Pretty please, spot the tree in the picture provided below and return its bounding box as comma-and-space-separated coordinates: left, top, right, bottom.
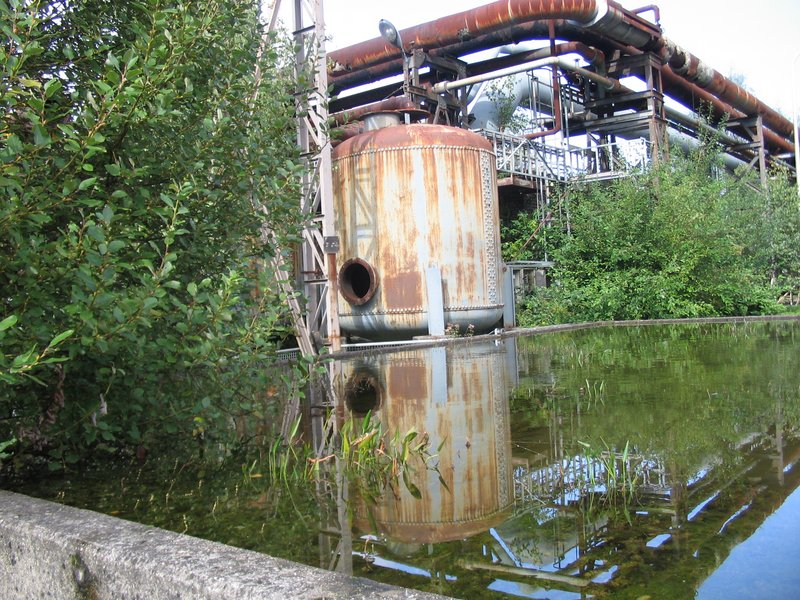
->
1, 0, 305, 469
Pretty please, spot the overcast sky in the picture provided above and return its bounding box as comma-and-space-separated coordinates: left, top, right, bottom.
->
278, 0, 799, 116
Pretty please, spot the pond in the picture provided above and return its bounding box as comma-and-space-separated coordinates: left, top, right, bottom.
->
7, 320, 800, 599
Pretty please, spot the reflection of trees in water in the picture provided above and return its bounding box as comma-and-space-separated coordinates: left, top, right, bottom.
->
512, 321, 800, 474
320, 322, 800, 598
494, 321, 800, 598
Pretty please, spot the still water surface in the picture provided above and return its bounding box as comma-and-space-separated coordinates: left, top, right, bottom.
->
11, 321, 800, 599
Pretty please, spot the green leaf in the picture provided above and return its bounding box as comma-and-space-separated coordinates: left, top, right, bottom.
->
46, 329, 74, 349
78, 177, 98, 191
33, 124, 51, 146
87, 225, 104, 242
105, 163, 120, 176
0, 315, 18, 332
44, 78, 62, 98
403, 470, 422, 499
11, 346, 37, 369
105, 52, 120, 69
187, 282, 197, 297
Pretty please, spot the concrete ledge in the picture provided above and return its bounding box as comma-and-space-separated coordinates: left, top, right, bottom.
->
0, 490, 445, 599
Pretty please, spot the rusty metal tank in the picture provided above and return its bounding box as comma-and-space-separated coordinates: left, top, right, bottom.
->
332, 121, 504, 340
341, 340, 515, 543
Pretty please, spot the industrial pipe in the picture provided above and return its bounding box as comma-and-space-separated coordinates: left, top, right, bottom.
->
327, 0, 794, 158
331, 96, 419, 126
659, 37, 793, 140
328, 0, 659, 77
630, 4, 660, 25
432, 57, 624, 95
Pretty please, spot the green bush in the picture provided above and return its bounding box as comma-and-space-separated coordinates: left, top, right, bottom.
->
515, 148, 784, 326
1, 0, 306, 470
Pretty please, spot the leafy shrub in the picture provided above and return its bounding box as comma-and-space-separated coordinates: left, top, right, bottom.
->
1, 0, 307, 469
515, 148, 784, 326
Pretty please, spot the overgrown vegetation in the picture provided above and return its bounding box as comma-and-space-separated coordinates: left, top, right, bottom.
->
1, 0, 308, 471
251, 410, 444, 506
512, 144, 798, 326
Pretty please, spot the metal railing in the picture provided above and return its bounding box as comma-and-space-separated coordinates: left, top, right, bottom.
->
477, 129, 653, 184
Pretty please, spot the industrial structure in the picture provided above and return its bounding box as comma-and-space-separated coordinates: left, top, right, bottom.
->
276, 0, 798, 349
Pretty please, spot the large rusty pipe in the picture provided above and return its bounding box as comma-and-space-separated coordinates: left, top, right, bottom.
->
659, 38, 793, 140
570, 31, 794, 156
665, 68, 795, 156
329, 42, 605, 114
329, 25, 602, 93
612, 39, 796, 156
327, 1, 794, 156
328, 0, 658, 77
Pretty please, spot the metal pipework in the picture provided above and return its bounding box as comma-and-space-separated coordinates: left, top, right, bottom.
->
659, 37, 793, 140
327, 1, 794, 158
432, 57, 625, 95
630, 4, 660, 25
331, 96, 419, 126
608, 39, 795, 156
328, 0, 658, 77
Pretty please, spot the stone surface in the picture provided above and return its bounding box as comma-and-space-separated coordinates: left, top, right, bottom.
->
0, 490, 447, 599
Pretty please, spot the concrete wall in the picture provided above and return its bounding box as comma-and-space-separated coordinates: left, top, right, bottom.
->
0, 490, 445, 600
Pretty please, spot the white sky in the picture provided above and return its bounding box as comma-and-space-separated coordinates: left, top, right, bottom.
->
277, 0, 800, 115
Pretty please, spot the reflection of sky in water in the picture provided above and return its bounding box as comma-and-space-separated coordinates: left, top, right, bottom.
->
688, 492, 720, 521
646, 533, 672, 548
352, 552, 458, 581
488, 579, 585, 599
697, 486, 800, 599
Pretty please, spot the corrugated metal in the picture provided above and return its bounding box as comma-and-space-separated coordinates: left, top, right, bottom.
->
332, 124, 504, 340
343, 341, 514, 543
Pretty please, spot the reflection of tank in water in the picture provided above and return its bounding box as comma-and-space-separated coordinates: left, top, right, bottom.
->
340, 339, 516, 544
332, 120, 505, 340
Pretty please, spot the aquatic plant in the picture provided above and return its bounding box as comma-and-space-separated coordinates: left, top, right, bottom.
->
241, 409, 444, 507
577, 439, 641, 508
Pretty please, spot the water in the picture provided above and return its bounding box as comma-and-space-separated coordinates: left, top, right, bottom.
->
7, 320, 800, 599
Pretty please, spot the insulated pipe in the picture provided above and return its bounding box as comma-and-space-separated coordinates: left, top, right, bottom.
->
432, 57, 625, 95
331, 96, 419, 126
328, 2, 793, 157
659, 37, 793, 140
328, 0, 658, 77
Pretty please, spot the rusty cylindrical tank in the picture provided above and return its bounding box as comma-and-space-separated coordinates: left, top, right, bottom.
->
341, 341, 514, 544
332, 123, 504, 340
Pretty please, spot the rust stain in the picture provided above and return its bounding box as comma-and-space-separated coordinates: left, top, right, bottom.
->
387, 363, 428, 402
381, 271, 423, 311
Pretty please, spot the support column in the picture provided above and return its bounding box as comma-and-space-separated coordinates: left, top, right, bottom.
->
293, 0, 341, 352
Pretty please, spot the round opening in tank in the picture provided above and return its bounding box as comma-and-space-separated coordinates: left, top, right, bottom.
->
344, 370, 383, 414
339, 258, 378, 305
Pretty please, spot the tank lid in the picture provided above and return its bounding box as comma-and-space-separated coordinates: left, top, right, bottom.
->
362, 111, 402, 131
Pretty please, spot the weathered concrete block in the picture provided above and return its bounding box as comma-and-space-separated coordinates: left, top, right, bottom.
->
0, 490, 446, 599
